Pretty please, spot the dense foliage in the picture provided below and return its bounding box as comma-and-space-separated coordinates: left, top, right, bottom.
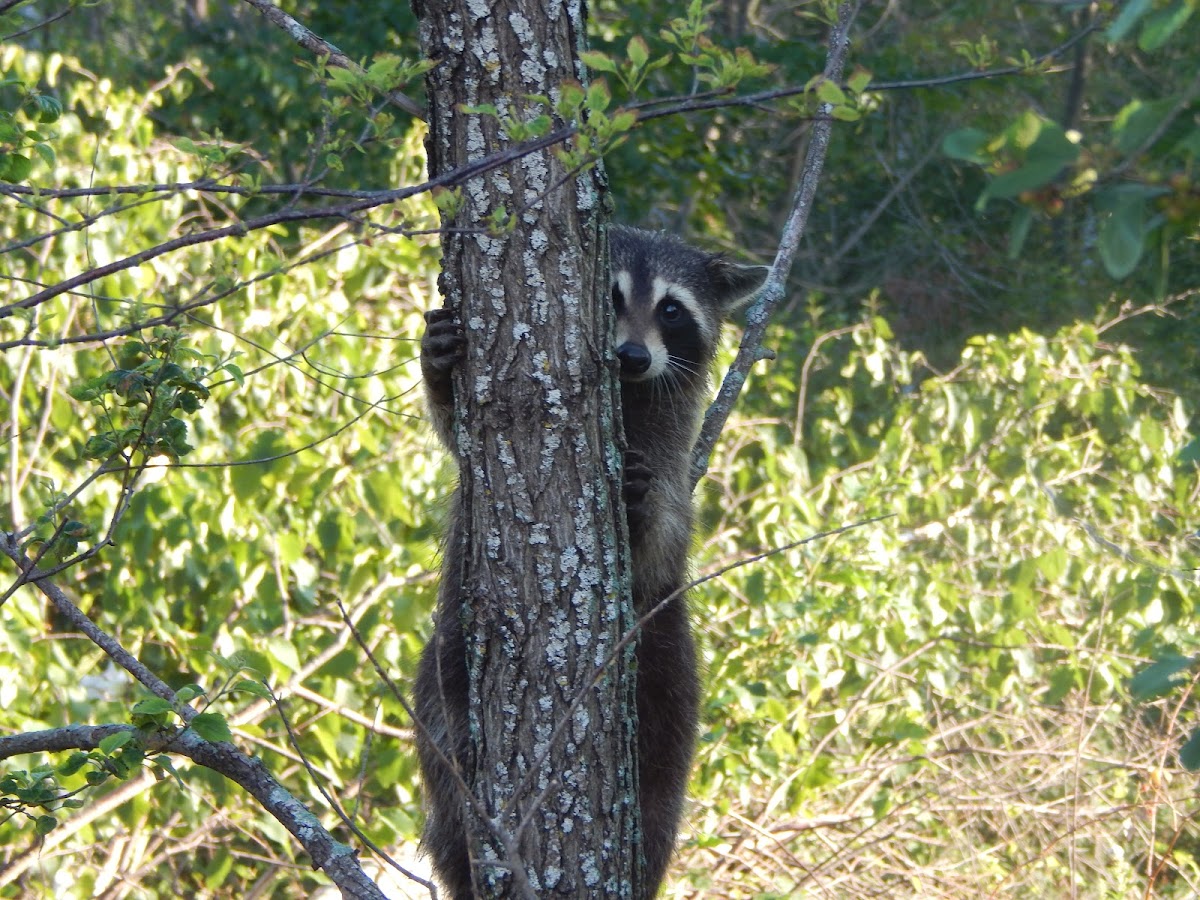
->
1, 1, 1198, 898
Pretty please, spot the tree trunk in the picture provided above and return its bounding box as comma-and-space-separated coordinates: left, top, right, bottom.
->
412, 1, 640, 896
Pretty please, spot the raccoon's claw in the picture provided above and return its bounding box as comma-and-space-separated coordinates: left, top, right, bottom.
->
624, 450, 654, 532
421, 308, 466, 379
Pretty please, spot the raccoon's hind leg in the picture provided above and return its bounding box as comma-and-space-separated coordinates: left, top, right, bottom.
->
414, 612, 475, 900
622, 449, 700, 896
635, 588, 700, 898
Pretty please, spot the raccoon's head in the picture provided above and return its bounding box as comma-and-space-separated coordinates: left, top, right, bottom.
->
609, 226, 769, 387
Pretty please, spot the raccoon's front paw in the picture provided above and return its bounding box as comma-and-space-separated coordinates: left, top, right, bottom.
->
421, 308, 466, 389
624, 450, 654, 535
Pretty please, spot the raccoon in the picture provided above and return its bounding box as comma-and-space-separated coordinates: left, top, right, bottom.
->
413, 225, 769, 899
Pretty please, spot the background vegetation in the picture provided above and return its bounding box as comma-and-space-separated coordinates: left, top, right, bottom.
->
2, 0, 1198, 897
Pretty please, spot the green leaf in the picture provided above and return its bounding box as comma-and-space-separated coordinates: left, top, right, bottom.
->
556, 82, 586, 116
847, 67, 872, 94
266, 636, 302, 675
609, 110, 637, 132
1096, 188, 1149, 279
175, 684, 205, 703
816, 80, 847, 106
1112, 99, 1173, 155
1030, 129, 1083, 170
34, 95, 63, 123
2, 153, 34, 182
984, 123, 1080, 202
231, 679, 273, 699
1036, 547, 1068, 582
1179, 435, 1200, 463
1041, 666, 1079, 705
585, 80, 611, 113
98, 731, 134, 754
1139, 1, 1194, 51
458, 103, 498, 117
627, 36, 649, 68
769, 728, 797, 756
221, 362, 245, 387
190, 712, 233, 743
524, 114, 552, 137
204, 852, 235, 891
152, 755, 186, 788
1107, 0, 1152, 42
35, 815, 57, 836
231, 429, 286, 501
1008, 207, 1033, 259
1005, 109, 1045, 151
985, 162, 1059, 202
579, 51, 618, 74
57, 752, 89, 777
1175, 126, 1200, 156
317, 511, 343, 554
942, 128, 990, 164
131, 697, 175, 716
1180, 728, 1200, 771
1130, 654, 1193, 702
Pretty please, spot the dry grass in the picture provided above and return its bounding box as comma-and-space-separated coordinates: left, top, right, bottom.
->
673, 692, 1200, 899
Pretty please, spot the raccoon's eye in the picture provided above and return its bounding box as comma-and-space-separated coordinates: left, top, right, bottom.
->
612, 284, 625, 312
659, 300, 683, 325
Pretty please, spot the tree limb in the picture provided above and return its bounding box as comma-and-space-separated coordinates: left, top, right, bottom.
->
690, 1, 857, 487
0, 725, 390, 900
238, 0, 425, 120
0, 534, 194, 711
0, 549, 394, 900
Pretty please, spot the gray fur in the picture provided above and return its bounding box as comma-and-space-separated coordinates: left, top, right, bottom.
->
414, 225, 768, 899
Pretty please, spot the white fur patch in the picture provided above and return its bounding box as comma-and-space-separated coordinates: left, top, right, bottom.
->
614, 270, 633, 303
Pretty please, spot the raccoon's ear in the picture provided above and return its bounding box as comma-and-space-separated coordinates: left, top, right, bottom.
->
708, 257, 771, 315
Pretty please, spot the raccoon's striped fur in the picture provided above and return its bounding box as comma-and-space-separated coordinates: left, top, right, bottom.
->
414, 225, 769, 899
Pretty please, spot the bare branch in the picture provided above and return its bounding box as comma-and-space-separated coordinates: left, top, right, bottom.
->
0, 550, 397, 899
1, 5, 71, 42
0, 724, 390, 900
0, 534, 194, 712
238, 0, 425, 121
690, 1, 857, 487
0, 180, 393, 201
0, 125, 573, 322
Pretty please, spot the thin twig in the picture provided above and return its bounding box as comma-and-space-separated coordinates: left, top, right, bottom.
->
268, 687, 437, 895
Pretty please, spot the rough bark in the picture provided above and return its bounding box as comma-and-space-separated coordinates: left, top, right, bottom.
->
412, 0, 639, 896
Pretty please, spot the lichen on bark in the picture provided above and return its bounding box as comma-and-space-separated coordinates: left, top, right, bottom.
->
412, 0, 640, 894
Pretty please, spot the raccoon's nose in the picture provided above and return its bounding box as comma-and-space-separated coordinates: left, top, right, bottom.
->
617, 343, 652, 376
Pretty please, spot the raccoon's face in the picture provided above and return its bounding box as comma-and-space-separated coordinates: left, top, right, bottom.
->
609, 226, 769, 386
